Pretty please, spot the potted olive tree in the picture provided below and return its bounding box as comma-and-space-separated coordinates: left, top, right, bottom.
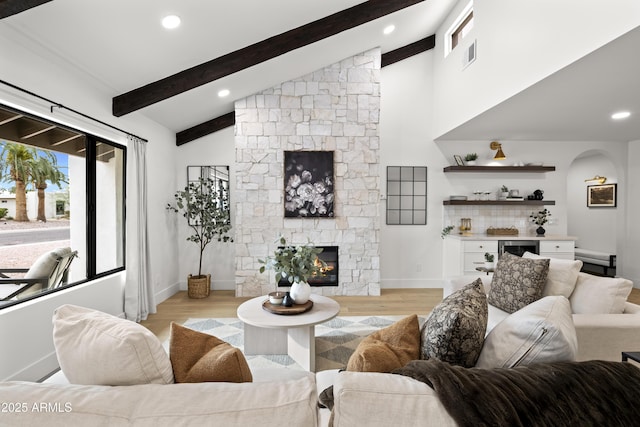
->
167, 177, 233, 298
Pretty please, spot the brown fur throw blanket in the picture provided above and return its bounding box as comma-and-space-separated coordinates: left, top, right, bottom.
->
392, 359, 640, 427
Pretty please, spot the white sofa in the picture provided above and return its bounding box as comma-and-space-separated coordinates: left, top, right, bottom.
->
445, 271, 640, 362
1, 368, 324, 427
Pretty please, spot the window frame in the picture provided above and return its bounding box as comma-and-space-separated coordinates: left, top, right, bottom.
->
0, 103, 126, 308
444, 1, 474, 57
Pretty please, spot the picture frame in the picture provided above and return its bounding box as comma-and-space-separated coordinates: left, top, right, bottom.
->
587, 183, 617, 207
284, 151, 334, 218
453, 155, 464, 166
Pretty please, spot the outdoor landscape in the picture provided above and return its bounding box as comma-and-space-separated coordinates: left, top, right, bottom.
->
0, 141, 70, 271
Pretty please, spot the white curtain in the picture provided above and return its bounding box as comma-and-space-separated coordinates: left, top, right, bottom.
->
124, 135, 155, 321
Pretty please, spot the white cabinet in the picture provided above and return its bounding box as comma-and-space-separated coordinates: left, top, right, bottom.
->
443, 238, 576, 276
539, 241, 575, 260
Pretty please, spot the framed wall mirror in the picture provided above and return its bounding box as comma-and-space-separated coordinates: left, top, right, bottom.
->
187, 165, 231, 217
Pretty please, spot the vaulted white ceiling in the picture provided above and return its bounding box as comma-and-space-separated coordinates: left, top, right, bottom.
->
2, 0, 639, 144
2, 0, 456, 135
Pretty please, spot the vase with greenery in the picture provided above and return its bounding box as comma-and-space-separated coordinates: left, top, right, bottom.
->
530, 208, 551, 236
167, 177, 233, 298
259, 237, 326, 304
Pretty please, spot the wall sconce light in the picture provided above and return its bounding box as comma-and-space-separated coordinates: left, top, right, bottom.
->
584, 175, 607, 184
490, 141, 506, 160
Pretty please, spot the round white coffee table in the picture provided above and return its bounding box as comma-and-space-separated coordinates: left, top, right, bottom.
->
237, 294, 340, 372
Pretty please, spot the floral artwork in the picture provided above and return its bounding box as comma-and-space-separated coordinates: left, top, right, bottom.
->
284, 151, 334, 217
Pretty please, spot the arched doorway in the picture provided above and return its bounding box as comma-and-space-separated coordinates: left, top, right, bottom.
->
567, 150, 618, 275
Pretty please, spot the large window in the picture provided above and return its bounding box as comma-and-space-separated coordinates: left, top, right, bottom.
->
0, 104, 126, 308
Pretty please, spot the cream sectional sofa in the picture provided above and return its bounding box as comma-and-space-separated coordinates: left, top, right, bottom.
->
0, 368, 453, 427
446, 270, 640, 362
1, 369, 323, 427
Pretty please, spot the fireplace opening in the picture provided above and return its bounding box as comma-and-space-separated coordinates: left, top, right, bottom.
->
278, 245, 338, 287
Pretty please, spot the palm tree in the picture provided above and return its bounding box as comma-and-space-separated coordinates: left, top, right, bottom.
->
29, 151, 67, 222
0, 142, 34, 221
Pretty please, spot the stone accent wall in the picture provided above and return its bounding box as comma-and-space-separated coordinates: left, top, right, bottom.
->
234, 48, 381, 297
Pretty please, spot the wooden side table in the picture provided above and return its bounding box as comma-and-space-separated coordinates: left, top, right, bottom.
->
475, 267, 494, 275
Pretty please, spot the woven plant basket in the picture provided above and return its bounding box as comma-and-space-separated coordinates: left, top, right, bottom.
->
187, 274, 211, 299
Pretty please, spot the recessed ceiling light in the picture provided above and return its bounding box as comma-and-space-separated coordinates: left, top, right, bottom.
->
611, 111, 631, 120
383, 25, 395, 35
218, 89, 230, 98
162, 15, 181, 29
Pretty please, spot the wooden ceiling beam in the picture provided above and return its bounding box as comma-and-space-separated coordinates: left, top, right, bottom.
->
176, 112, 235, 146
0, 0, 53, 19
113, 0, 425, 117
174, 32, 436, 145
381, 34, 436, 67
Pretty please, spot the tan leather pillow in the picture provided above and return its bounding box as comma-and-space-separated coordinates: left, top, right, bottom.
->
346, 314, 420, 372
169, 323, 253, 383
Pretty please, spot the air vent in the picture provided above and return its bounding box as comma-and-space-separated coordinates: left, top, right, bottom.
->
462, 39, 477, 69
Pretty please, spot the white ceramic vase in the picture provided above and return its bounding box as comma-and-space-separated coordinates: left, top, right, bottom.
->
290, 281, 311, 304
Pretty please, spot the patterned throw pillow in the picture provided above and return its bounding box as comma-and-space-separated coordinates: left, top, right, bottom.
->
488, 252, 550, 313
420, 278, 488, 368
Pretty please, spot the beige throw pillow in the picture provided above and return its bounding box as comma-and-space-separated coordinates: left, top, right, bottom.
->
52, 304, 174, 385
169, 323, 253, 383
476, 296, 577, 368
569, 272, 633, 314
522, 251, 582, 298
346, 314, 420, 373
488, 252, 549, 313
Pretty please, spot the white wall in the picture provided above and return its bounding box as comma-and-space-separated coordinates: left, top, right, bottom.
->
172, 128, 237, 291
0, 23, 179, 380
567, 152, 618, 253
624, 140, 640, 287
432, 0, 640, 138
379, 52, 450, 288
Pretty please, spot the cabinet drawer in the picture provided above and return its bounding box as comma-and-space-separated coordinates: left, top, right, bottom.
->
539, 241, 574, 253
463, 241, 498, 253
539, 252, 575, 260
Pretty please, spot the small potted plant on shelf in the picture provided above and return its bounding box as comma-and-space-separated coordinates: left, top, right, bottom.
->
530, 208, 551, 236
499, 185, 509, 200
484, 252, 495, 269
259, 237, 326, 304
464, 153, 478, 165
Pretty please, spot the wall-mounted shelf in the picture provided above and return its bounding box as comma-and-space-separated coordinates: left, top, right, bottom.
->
443, 200, 555, 206
443, 166, 555, 173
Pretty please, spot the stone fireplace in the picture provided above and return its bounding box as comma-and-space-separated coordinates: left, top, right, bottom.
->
234, 48, 381, 297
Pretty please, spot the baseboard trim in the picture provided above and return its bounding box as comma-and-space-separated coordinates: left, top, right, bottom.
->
381, 278, 446, 289
155, 282, 181, 304
4, 350, 58, 383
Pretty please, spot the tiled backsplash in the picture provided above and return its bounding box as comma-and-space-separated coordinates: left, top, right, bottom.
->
443, 206, 542, 235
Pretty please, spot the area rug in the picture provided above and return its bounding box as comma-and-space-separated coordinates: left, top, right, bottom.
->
166, 315, 426, 372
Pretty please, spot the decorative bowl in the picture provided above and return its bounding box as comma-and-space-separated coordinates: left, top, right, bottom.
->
268, 291, 286, 305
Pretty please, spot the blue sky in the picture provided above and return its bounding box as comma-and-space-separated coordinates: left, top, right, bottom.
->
46, 151, 68, 192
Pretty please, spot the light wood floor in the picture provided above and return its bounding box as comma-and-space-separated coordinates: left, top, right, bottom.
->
141, 288, 442, 342
141, 288, 640, 342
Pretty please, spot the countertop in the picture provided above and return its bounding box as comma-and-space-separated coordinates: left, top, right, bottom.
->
446, 234, 577, 241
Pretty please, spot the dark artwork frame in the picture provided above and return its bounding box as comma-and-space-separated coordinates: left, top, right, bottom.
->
587, 183, 617, 207
284, 151, 334, 218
